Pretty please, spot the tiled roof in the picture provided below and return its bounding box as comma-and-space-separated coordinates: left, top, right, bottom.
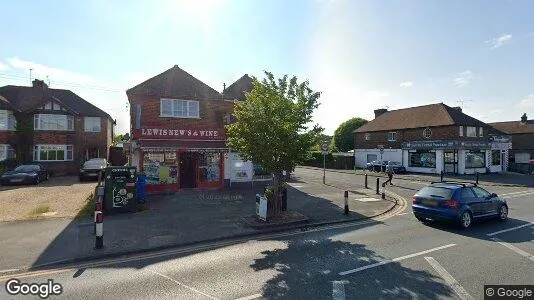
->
126, 65, 223, 100
223, 74, 253, 101
354, 103, 489, 133
0, 85, 112, 118
488, 120, 534, 134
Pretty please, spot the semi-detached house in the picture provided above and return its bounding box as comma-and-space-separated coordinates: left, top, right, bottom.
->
0, 79, 114, 175
354, 103, 511, 175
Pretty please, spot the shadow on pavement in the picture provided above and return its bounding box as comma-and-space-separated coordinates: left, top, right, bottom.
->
250, 237, 454, 299
0, 176, 93, 191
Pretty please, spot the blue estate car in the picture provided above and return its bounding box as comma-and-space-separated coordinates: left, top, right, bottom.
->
412, 182, 509, 229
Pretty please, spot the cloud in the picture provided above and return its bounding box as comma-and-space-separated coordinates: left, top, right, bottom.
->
516, 94, 534, 108
453, 70, 476, 87
399, 81, 412, 88
0, 61, 10, 71
367, 90, 390, 97
7, 57, 97, 85
485, 34, 512, 49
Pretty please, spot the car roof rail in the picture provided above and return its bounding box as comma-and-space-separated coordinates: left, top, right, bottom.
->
430, 181, 477, 187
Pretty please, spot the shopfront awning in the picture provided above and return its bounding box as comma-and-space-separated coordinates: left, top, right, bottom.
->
139, 139, 228, 152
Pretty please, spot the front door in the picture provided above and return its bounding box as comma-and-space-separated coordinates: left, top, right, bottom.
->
197, 152, 222, 188
443, 151, 458, 174
501, 152, 506, 172
179, 152, 197, 188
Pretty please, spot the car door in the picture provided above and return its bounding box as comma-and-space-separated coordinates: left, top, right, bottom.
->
461, 188, 482, 216
471, 187, 495, 216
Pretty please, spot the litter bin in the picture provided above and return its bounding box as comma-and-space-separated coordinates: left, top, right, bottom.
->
281, 186, 288, 211
137, 173, 147, 204
103, 166, 138, 214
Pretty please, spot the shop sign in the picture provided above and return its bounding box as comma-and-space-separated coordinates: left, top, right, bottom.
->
402, 140, 456, 149
133, 127, 225, 140
458, 141, 491, 149
488, 135, 511, 143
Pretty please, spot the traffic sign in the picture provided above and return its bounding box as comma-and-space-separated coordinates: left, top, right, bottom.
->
321, 142, 329, 152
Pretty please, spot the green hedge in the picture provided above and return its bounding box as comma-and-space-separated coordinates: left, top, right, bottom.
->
301, 152, 355, 170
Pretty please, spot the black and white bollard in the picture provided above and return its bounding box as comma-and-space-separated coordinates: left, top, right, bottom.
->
94, 201, 102, 234
376, 178, 380, 195
440, 171, 444, 182
95, 212, 104, 249
365, 174, 368, 189
344, 190, 349, 215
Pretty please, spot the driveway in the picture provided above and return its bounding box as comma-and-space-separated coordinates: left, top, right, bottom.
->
0, 176, 97, 222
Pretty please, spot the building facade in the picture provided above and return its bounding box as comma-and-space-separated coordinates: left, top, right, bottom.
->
127, 65, 253, 192
354, 103, 511, 174
0, 80, 114, 175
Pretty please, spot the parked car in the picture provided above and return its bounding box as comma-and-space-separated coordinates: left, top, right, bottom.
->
366, 161, 406, 173
412, 182, 508, 229
0, 164, 49, 185
79, 158, 108, 182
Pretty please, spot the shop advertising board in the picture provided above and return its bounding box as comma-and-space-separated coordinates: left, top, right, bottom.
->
132, 127, 225, 140
228, 153, 254, 185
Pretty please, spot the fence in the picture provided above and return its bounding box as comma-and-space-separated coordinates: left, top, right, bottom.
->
301, 152, 355, 170
508, 163, 533, 175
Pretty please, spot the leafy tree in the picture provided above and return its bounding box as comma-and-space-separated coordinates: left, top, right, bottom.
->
226, 71, 323, 216
311, 133, 333, 152
331, 117, 368, 152
12, 116, 34, 163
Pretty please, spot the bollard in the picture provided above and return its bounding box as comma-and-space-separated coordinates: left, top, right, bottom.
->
344, 191, 349, 215
365, 174, 368, 189
381, 184, 386, 199
95, 212, 104, 249
440, 171, 444, 182
476, 172, 479, 185
94, 201, 102, 234
376, 178, 380, 195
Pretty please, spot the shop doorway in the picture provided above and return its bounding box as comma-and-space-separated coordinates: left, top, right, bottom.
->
443, 150, 458, 174
180, 152, 198, 188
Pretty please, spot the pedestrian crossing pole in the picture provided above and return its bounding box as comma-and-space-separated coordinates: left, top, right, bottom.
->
321, 141, 329, 185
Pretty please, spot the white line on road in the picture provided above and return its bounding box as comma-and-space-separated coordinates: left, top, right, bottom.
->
424, 257, 473, 300
491, 238, 534, 261
505, 192, 534, 199
500, 190, 534, 197
487, 222, 534, 236
148, 269, 218, 300
332, 281, 347, 300
234, 293, 263, 300
396, 212, 408, 216
339, 244, 456, 275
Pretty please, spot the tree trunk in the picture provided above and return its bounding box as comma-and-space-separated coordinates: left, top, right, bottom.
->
272, 171, 283, 217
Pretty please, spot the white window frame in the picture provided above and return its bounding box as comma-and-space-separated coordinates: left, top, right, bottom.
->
84, 117, 101, 132
466, 126, 477, 137
459, 126, 464, 137
423, 128, 432, 139
0, 110, 17, 131
388, 132, 397, 142
479, 127, 483, 137
34, 114, 74, 131
0, 144, 15, 161
160, 98, 200, 119
364, 133, 371, 141
33, 144, 73, 162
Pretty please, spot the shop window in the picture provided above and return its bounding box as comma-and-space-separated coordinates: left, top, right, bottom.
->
409, 150, 436, 168
491, 150, 501, 165
199, 153, 220, 183
143, 152, 178, 185
387, 132, 397, 142
367, 154, 377, 163
466, 126, 477, 137
465, 151, 485, 168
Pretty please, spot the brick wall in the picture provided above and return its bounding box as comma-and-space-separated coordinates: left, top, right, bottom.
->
0, 131, 17, 144
355, 125, 493, 149
128, 95, 236, 137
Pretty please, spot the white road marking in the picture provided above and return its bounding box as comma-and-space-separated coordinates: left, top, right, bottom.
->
396, 212, 408, 216
505, 192, 534, 199
500, 190, 534, 197
332, 281, 347, 300
148, 269, 218, 299
424, 257, 473, 300
0, 268, 21, 274
491, 238, 534, 261
487, 222, 534, 236
234, 293, 263, 300
339, 244, 456, 275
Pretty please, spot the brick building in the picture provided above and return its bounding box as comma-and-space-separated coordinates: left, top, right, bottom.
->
0, 79, 114, 175
489, 113, 534, 173
353, 103, 511, 174
127, 65, 252, 192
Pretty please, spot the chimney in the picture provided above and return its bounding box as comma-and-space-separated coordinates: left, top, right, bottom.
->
521, 113, 528, 124
374, 108, 388, 119
32, 79, 48, 89
452, 106, 462, 113
223, 83, 226, 91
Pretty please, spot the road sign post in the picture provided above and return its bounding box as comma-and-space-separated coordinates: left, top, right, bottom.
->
321, 142, 329, 184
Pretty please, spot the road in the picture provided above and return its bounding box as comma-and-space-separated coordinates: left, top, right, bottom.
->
1, 168, 533, 299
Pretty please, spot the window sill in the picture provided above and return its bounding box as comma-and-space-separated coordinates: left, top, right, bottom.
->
84, 131, 102, 133
160, 115, 201, 119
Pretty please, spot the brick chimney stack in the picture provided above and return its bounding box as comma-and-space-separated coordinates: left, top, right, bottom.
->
32, 79, 48, 89
521, 113, 528, 124
374, 108, 388, 119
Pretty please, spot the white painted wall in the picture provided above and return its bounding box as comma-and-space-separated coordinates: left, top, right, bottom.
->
131, 149, 141, 172
355, 149, 402, 168
458, 150, 466, 174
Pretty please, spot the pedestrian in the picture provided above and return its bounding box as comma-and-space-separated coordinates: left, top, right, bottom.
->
383, 161, 394, 186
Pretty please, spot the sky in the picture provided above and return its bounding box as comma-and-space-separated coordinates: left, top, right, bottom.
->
1, 0, 534, 135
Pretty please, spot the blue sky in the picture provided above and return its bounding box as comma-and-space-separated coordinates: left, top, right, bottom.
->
1, 0, 533, 135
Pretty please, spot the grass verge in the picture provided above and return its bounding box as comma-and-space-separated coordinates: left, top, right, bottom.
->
29, 205, 51, 216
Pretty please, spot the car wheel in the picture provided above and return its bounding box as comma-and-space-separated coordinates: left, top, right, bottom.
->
459, 211, 472, 229
46, 173, 49, 181
34, 177, 40, 185
415, 215, 428, 223
498, 205, 508, 221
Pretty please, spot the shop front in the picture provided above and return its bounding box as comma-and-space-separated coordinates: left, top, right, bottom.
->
132, 127, 227, 193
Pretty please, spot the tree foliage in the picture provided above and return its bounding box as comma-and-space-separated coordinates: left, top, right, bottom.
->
331, 117, 368, 152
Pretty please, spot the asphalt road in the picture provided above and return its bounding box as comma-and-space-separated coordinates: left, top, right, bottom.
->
1, 168, 533, 299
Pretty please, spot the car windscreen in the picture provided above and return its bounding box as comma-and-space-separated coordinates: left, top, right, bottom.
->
415, 186, 454, 199
14, 165, 39, 172
83, 161, 105, 168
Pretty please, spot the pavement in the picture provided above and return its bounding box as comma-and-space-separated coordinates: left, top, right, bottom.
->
0, 167, 532, 299
0, 171, 395, 273
299, 165, 534, 187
